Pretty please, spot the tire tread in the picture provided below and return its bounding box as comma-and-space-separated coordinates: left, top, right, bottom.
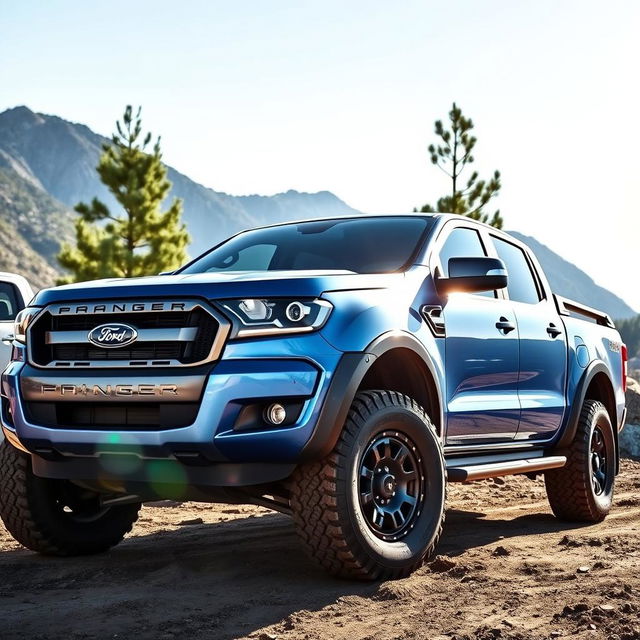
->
290, 390, 445, 580
0, 441, 140, 556
545, 400, 613, 522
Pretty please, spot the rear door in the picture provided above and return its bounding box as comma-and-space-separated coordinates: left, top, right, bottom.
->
434, 224, 521, 445
488, 234, 568, 441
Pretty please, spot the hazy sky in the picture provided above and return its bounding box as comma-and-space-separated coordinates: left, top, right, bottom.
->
1, 1, 639, 309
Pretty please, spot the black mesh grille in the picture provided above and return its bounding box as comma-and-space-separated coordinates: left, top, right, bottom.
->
24, 401, 199, 430
30, 306, 219, 366
51, 342, 183, 363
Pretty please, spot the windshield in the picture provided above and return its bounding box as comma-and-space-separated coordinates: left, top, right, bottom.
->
180, 216, 432, 275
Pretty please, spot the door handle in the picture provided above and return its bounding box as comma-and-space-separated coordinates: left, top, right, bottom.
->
495, 317, 516, 334
546, 323, 562, 338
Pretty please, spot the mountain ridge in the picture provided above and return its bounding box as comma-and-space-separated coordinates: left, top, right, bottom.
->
508, 231, 636, 319
0, 106, 358, 258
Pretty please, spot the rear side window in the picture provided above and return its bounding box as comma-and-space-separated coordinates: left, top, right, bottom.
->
0, 282, 20, 321
492, 237, 540, 304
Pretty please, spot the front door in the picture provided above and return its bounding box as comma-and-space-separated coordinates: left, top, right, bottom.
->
434, 225, 521, 445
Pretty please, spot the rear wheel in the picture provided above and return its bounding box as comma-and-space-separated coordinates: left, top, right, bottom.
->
290, 390, 446, 580
0, 440, 141, 555
545, 399, 615, 522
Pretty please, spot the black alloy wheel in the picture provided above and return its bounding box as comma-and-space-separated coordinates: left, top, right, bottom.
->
358, 432, 424, 541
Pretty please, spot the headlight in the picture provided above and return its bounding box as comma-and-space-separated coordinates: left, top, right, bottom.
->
219, 298, 332, 338
13, 307, 41, 344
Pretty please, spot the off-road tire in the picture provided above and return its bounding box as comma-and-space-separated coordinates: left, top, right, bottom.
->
545, 399, 615, 522
290, 390, 446, 580
0, 440, 141, 555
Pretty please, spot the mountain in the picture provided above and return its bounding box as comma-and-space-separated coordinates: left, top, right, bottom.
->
0, 162, 74, 288
0, 105, 636, 322
0, 106, 358, 260
509, 232, 636, 320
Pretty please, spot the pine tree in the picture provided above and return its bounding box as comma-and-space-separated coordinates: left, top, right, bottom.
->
417, 103, 503, 228
58, 106, 189, 283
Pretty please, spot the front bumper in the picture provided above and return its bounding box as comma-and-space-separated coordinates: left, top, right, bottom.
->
1, 336, 349, 487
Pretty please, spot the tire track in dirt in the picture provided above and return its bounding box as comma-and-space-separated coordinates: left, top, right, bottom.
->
1, 460, 638, 640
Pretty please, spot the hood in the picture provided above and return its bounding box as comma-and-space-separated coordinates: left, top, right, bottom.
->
32, 270, 404, 306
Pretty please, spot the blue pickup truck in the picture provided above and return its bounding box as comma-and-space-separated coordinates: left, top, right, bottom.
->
0, 214, 628, 579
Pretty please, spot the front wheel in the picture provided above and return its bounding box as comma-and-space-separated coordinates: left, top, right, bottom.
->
0, 440, 141, 555
290, 390, 446, 580
545, 399, 616, 522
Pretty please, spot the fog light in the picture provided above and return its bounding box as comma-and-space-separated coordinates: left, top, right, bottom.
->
265, 403, 287, 425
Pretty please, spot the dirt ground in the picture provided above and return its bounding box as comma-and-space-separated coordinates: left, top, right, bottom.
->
0, 460, 638, 640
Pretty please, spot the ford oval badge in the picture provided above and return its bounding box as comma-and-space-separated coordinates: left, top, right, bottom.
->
87, 323, 138, 348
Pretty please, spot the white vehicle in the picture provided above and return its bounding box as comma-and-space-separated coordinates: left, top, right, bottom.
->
0, 272, 34, 371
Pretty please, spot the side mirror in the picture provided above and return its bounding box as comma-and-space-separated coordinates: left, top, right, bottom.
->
435, 257, 508, 295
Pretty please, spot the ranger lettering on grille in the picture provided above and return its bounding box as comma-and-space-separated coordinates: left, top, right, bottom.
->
57, 302, 187, 315
40, 383, 179, 397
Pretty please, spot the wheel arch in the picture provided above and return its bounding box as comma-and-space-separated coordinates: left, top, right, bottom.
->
553, 360, 619, 472
300, 331, 443, 461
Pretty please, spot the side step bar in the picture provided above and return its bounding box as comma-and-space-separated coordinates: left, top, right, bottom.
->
446, 455, 567, 482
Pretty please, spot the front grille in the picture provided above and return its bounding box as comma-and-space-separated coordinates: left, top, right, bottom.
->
51, 342, 184, 363
24, 401, 199, 430
28, 300, 228, 368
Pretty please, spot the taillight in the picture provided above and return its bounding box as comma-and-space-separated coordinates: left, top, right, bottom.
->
622, 343, 628, 392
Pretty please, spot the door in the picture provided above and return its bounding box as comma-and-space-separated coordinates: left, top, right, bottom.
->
435, 226, 521, 445
490, 235, 568, 441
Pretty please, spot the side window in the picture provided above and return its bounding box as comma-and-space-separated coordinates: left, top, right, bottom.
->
437, 227, 494, 297
0, 282, 20, 321
492, 237, 540, 304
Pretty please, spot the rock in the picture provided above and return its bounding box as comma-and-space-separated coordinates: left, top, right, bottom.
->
616, 379, 640, 458
559, 603, 589, 617
178, 517, 204, 526
620, 423, 640, 458
596, 604, 616, 613
559, 535, 581, 547
577, 566, 591, 574
493, 546, 511, 557
625, 378, 640, 423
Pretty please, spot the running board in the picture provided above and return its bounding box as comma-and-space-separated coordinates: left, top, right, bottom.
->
446, 455, 567, 482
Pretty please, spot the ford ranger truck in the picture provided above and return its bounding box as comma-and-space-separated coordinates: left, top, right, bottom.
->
0, 215, 628, 580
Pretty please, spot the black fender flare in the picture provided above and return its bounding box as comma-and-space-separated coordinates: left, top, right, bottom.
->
552, 360, 619, 472
300, 331, 443, 461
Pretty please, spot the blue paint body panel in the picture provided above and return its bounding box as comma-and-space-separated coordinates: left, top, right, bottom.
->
442, 295, 520, 444
513, 300, 568, 441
